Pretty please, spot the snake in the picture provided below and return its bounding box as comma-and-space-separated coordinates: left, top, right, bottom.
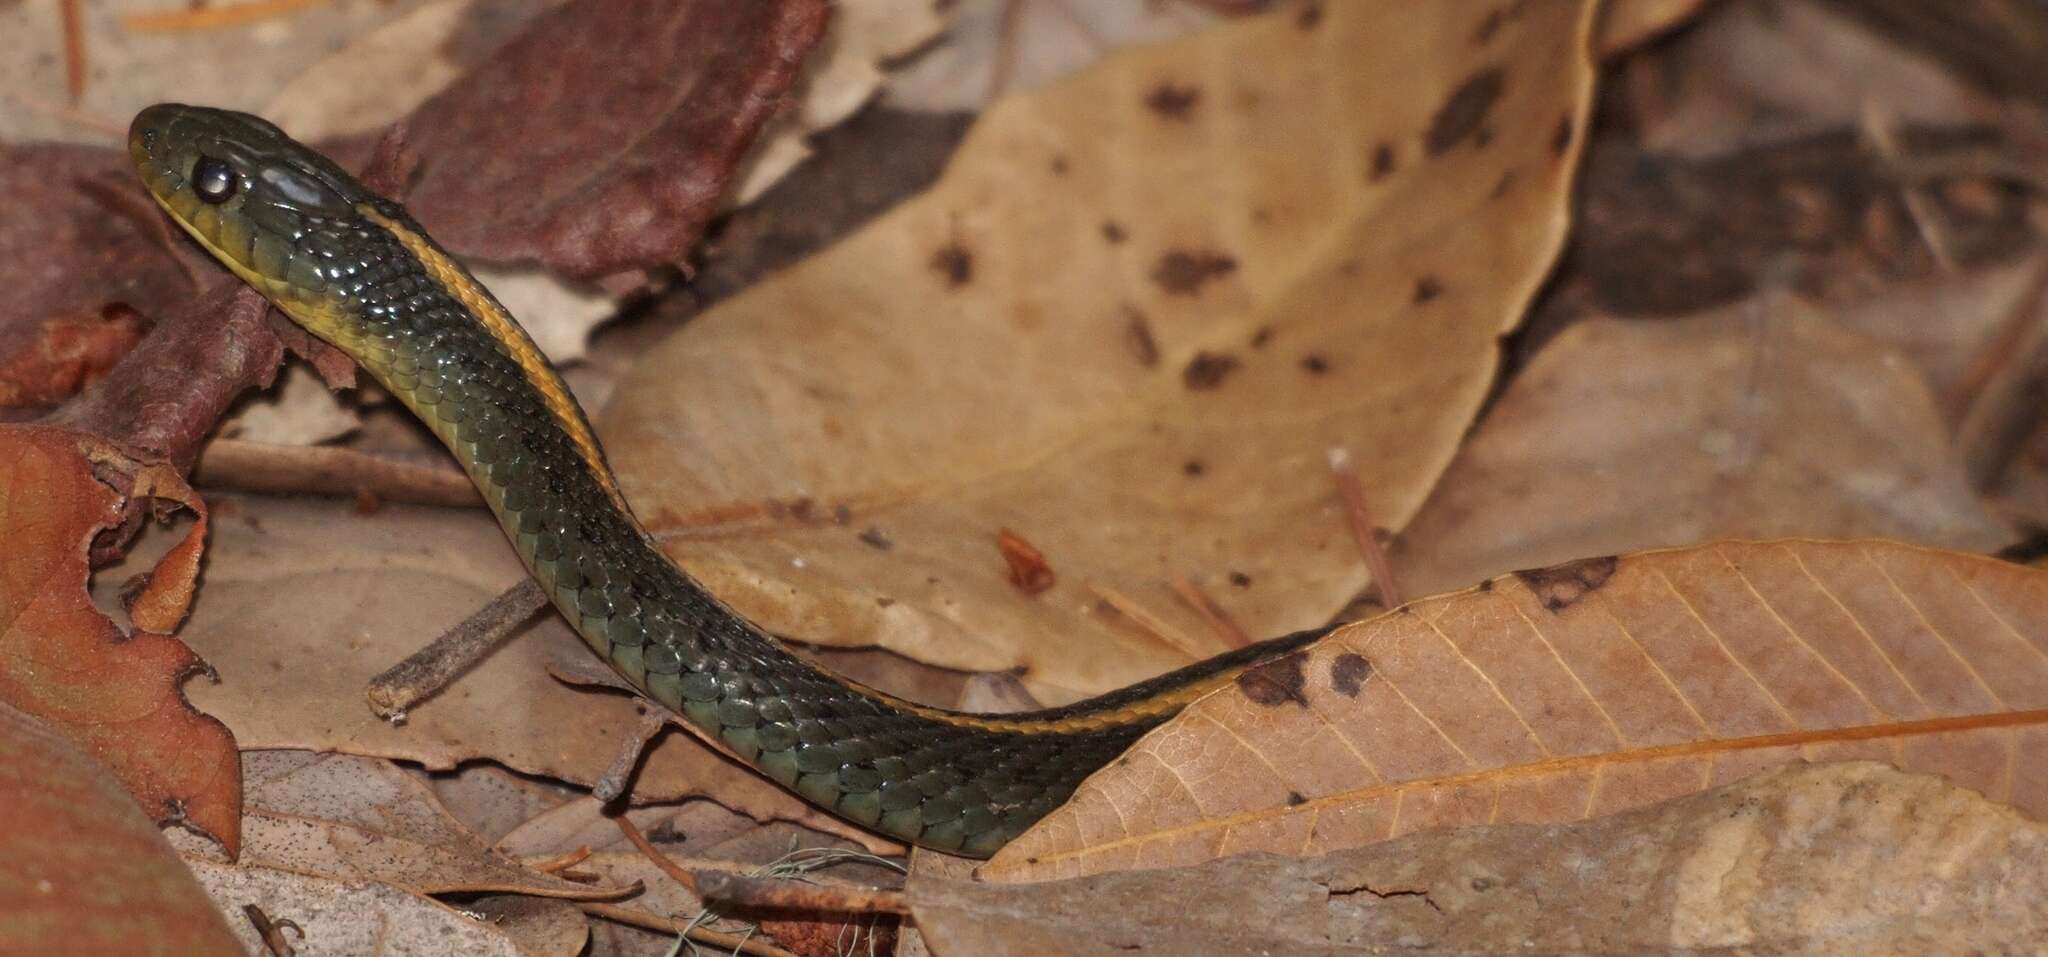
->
128, 103, 1332, 857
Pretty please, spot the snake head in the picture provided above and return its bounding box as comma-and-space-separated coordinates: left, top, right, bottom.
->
129, 103, 373, 311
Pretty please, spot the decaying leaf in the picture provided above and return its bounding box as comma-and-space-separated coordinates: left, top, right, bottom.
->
184, 860, 536, 957
0, 427, 238, 852
140, 494, 888, 849
168, 751, 621, 901
602, 0, 1603, 698
921, 762, 2046, 955
0, 702, 242, 957
1392, 300, 2014, 600
987, 539, 2048, 880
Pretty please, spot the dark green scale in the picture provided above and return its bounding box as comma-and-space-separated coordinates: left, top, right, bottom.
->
130, 102, 1335, 857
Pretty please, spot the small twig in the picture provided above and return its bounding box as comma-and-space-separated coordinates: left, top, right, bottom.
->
58, 0, 87, 103
1168, 574, 1251, 649
1953, 258, 2048, 489
243, 904, 302, 957
616, 815, 701, 895
1086, 582, 1208, 660
580, 902, 800, 957
1860, 100, 1958, 273
121, 0, 327, 32
1327, 448, 1403, 609
527, 846, 593, 876
365, 579, 549, 719
694, 871, 911, 916
193, 439, 483, 508
594, 707, 672, 804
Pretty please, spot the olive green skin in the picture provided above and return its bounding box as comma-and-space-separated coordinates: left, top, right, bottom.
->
129, 103, 1330, 857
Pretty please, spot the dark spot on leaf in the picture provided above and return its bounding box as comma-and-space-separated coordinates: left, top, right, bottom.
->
1250, 325, 1274, 348
1146, 82, 1201, 120
1472, 8, 1503, 45
1237, 651, 1309, 707
1182, 352, 1240, 390
1413, 276, 1444, 303
930, 242, 972, 287
1229, 571, 1252, 588
1297, 3, 1322, 30
1301, 354, 1329, 374
832, 504, 852, 525
1183, 460, 1205, 477
1102, 220, 1127, 244
1050, 155, 1069, 176
858, 527, 892, 550
1491, 169, 1515, 198
1152, 249, 1237, 295
1287, 791, 1307, 806
1477, 578, 1494, 592
1551, 114, 1574, 156
1513, 555, 1620, 612
1123, 305, 1159, 367
1425, 66, 1506, 156
1369, 143, 1397, 181
876, 596, 895, 607
1330, 653, 1373, 697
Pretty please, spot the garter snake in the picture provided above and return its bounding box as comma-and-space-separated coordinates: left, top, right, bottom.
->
129, 104, 1330, 856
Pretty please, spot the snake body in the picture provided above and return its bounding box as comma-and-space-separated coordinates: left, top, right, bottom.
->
129, 104, 1328, 856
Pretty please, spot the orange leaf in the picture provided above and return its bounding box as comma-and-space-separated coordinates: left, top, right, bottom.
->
986, 540, 2048, 880
0, 427, 239, 854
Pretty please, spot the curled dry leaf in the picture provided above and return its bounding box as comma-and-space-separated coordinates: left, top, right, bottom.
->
167, 751, 620, 901
144, 495, 889, 850
603, 0, 1602, 697
0, 428, 239, 852
0, 703, 242, 957
1393, 301, 2013, 600
919, 762, 2046, 956
986, 539, 2048, 880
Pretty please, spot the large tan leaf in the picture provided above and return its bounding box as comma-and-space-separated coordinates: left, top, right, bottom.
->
985, 540, 2048, 880
1392, 300, 2013, 600
602, 0, 1602, 697
922, 763, 2046, 956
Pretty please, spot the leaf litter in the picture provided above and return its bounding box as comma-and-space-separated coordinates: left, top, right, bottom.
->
6, 0, 2048, 953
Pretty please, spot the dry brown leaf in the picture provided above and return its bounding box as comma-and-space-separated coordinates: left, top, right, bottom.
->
602, 0, 1601, 698
1391, 299, 2013, 600
184, 859, 535, 957
986, 539, 2048, 880
0, 703, 242, 957
136, 494, 890, 849
922, 762, 2047, 956
0, 428, 239, 851
167, 751, 617, 902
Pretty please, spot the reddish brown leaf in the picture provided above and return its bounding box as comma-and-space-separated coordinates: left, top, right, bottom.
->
0, 427, 238, 853
394, 0, 831, 280
0, 702, 242, 956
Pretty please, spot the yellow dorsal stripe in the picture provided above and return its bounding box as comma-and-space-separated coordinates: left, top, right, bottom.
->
358, 205, 624, 506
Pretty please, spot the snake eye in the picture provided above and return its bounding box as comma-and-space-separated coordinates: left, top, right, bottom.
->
191, 156, 238, 204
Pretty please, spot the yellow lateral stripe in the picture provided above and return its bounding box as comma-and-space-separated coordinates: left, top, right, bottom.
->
358, 205, 624, 505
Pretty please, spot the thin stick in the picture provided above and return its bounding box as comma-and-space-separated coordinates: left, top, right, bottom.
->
616, 815, 700, 896
527, 846, 593, 876
59, 0, 87, 103
1086, 582, 1209, 660
580, 902, 799, 957
365, 579, 549, 719
1168, 575, 1251, 649
594, 708, 671, 804
1860, 100, 1957, 272
122, 0, 327, 32
1327, 448, 1403, 609
694, 870, 911, 916
194, 439, 483, 508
